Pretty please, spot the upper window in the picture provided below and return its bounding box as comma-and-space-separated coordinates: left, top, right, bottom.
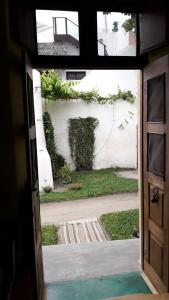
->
97, 12, 136, 56
36, 10, 79, 56
66, 71, 86, 80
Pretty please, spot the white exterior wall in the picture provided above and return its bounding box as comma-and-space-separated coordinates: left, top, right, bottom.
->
46, 99, 137, 171
33, 68, 138, 190
44, 69, 138, 171
33, 70, 54, 192
97, 12, 136, 56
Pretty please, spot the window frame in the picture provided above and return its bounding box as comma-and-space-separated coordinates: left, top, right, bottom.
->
32, 8, 144, 70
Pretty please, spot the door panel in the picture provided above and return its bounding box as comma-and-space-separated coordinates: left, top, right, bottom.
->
147, 133, 165, 178
143, 55, 169, 292
149, 234, 163, 277
24, 54, 45, 300
139, 13, 169, 54
149, 184, 163, 228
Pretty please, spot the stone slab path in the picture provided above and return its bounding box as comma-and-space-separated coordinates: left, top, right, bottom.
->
40, 192, 138, 225
58, 218, 109, 244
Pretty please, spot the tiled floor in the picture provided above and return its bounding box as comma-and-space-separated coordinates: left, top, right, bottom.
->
46, 272, 151, 300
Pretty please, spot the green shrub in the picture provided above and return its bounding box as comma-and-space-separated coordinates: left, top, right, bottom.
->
122, 14, 136, 32
69, 117, 98, 171
41, 70, 136, 104
43, 186, 52, 193
59, 164, 72, 183
68, 182, 83, 190
43, 111, 65, 179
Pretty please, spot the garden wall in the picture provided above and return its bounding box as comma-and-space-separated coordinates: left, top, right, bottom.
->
45, 98, 138, 170
33, 70, 54, 191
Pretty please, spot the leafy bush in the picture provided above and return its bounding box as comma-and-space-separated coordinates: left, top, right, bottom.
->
68, 182, 83, 190
122, 14, 136, 32
43, 111, 65, 179
43, 186, 52, 193
69, 117, 98, 171
59, 164, 72, 183
41, 70, 136, 104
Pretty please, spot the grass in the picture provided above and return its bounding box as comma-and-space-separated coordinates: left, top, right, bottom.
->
40, 168, 138, 203
41, 225, 58, 246
100, 209, 139, 240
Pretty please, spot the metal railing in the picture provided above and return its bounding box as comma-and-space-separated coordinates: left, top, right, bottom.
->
52, 17, 108, 56
53, 17, 79, 41
37, 18, 108, 55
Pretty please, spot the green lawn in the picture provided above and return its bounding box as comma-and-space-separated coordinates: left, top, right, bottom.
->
40, 168, 138, 203
100, 209, 139, 240
41, 225, 58, 246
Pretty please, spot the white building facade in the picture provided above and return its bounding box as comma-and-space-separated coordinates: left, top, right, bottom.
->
33, 69, 138, 191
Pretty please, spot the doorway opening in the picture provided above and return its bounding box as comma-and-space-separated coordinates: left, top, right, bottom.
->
32, 65, 151, 299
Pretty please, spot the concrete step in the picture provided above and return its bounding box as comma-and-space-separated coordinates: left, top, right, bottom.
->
42, 239, 139, 283
107, 294, 169, 300
58, 217, 109, 244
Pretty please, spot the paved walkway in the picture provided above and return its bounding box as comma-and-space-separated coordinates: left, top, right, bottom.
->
40, 192, 138, 225
42, 239, 140, 283
114, 170, 138, 180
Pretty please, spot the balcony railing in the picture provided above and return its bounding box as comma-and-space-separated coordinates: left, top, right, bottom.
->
52, 17, 108, 56
37, 17, 108, 56
53, 17, 79, 41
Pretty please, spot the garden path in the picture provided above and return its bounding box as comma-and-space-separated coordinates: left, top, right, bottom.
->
40, 192, 138, 225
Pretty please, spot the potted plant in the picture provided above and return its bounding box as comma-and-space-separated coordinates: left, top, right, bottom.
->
112, 21, 119, 32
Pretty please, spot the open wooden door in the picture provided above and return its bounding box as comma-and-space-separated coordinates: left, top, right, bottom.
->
140, 13, 169, 292
142, 55, 169, 292
24, 54, 45, 300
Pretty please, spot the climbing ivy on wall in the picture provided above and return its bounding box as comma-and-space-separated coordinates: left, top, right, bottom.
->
43, 112, 65, 179
41, 70, 136, 104
69, 117, 99, 171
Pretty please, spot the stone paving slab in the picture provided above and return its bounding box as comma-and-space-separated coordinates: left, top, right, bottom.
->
58, 218, 109, 244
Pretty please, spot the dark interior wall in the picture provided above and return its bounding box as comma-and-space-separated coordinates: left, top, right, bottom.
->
0, 1, 36, 299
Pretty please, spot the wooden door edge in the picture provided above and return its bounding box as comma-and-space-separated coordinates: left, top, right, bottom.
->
141, 270, 158, 294
42, 286, 47, 300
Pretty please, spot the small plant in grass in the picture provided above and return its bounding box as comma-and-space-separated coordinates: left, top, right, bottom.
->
68, 182, 83, 190
41, 225, 58, 246
59, 164, 72, 184
43, 185, 52, 193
